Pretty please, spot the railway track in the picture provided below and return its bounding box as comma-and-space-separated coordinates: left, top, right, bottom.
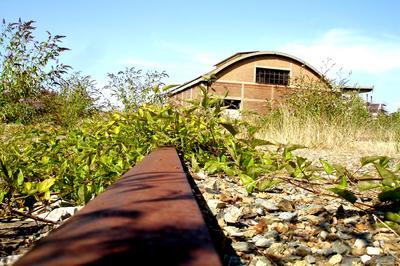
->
15, 147, 223, 266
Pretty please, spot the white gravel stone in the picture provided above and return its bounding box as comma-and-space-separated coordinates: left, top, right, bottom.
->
360, 254, 372, 263
278, 211, 297, 222
319, 230, 328, 240
36, 207, 79, 222
255, 238, 273, 248
195, 171, 207, 179
366, 246, 381, 255
254, 199, 279, 211
223, 206, 242, 223
353, 238, 367, 248
328, 254, 342, 265
232, 241, 253, 252
223, 226, 242, 236
253, 256, 273, 266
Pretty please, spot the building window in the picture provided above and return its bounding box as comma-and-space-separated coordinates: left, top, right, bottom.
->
223, 99, 241, 110
255, 67, 290, 85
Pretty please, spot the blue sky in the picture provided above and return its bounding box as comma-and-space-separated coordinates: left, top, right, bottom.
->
2, 0, 400, 111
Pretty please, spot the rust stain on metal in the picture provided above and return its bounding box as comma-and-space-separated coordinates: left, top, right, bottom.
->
15, 147, 222, 266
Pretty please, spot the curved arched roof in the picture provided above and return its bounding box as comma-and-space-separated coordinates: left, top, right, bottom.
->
169, 51, 327, 95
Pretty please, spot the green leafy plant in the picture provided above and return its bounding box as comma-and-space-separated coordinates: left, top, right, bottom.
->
0, 19, 71, 123
105, 67, 169, 111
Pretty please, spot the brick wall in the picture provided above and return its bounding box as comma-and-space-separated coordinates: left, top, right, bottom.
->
170, 55, 325, 113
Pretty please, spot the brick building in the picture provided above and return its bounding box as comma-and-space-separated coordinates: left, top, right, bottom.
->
168, 51, 372, 114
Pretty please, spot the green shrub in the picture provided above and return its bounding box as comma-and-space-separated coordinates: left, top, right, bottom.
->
0, 19, 70, 124
39, 73, 99, 126
105, 67, 169, 111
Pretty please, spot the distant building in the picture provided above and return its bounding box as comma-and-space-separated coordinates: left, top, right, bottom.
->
168, 51, 373, 114
367, 103, 387, 116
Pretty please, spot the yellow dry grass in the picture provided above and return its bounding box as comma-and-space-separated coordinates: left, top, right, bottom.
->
254, 112, 400, 157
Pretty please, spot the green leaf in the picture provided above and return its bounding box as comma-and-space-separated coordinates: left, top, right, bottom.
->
0, 191, 6, 204
248, 139, 274, 147
116, 159, 124, 170
285, 144, 307, 153
246, 157, 255, 169
295, 156, 305, 167
78, 185, 86, 203
37, 178, 55, 193
43, 191, 51, 201
245, 181, 257, 193
219, 122, 237, 136
338, 175, 348, 189
375, 164, 398, 182
205, 161, 225, 174
333, 164, 346, 177
385, 211, 400, 224
328, 187, 357, 204
239, 173, 254, 186
0, 158, 10, 181
257, 178, 280, 191
222, 166, 237, 177
358, 181, 380, 191
293, 168, 303, 178
191, 155, 200, 173
24, 182, 34, 194
246, 166, 268, 178
17, 170, 24, 186
112, 126, 121, 135
284, 151, 293, 161
320, 159, 334, 175
41, 156, 50, 165
360, 156, 389, 167
378, 188, 400, 202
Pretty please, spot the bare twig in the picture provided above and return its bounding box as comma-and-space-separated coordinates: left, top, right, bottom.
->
279, 176, 375, 210
372, 213, 400, 238
371, 214, 400, 262
1, 203, 59, 225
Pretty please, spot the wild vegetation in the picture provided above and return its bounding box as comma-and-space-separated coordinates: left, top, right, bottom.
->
0, 19, 399, 234
259, 78, 400, 155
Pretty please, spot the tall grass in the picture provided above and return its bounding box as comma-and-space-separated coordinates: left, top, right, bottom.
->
257, 89, 400, 155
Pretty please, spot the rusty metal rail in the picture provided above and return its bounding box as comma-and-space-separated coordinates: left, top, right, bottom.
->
15, 147, 222, 266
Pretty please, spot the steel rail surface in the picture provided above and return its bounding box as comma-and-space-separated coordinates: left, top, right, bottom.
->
15, 147, 222, 266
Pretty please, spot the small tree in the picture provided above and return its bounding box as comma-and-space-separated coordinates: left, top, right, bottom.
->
0, 19, 70, 123
42, 72, 99, 126
104, 67, 168, 111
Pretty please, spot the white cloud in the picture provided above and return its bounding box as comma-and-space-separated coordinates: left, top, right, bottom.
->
280, 29, 400, 75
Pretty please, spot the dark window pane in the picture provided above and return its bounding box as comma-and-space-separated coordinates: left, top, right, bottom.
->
255, 68, 289, 85
223, 99, 241, 110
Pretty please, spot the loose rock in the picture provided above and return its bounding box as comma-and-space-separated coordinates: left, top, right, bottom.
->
254, 199, 279, 211
328, 254, 343, 265
366, 246, 381, 256
360, 254, 372, 264
278, 212, 297, 222
223, 206, 242, 223
36, 206, 78, 222
255, 238, 273, 248
332, 241, 350, 255
277, 199, 295, 212
232, 241, 254, 253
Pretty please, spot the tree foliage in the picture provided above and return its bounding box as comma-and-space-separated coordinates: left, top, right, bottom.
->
105, 67, 168, 111
0, 19, 101, 124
